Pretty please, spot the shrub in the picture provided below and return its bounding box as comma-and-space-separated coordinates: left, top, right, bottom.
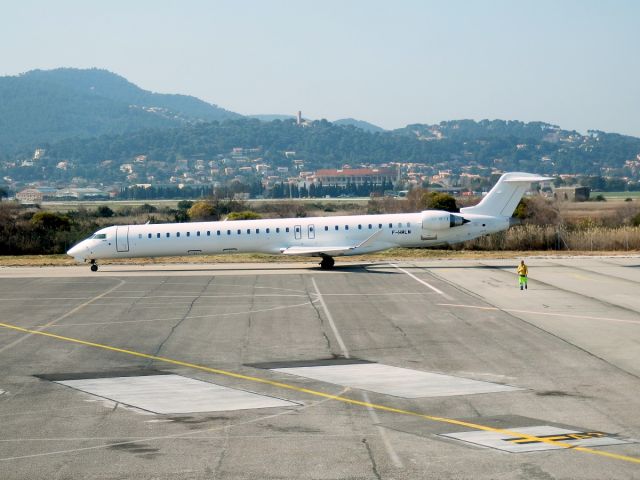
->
95, 205, 114, 218
187, 201, 216, 221
227, 211, 262, 220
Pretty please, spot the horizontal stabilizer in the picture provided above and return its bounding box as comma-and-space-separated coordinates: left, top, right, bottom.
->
502, 175, 553, 183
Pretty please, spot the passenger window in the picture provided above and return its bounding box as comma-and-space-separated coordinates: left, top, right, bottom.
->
286, 227, 290, 233
358, 224, 362, 230
368, 224, 372, 229
295, 227, 300, 233
217, 230, 221, 236
389, 223, 393, 228
207, 231, 211, 236
324, 226, 328, 231
335, 225, 339, 230
186, 232, 191, 237
345, 225, 349, 230
197, 231, 201, 236
138, 234, 142, 239
148, 233, 152, 239
166, 232, 170, 238
237, 229, 241, 235
256, 228, 260, 234
156, 233, 160, 238
276, 227, 280, 233
266, 228, 270, 234
247, 229, 251, 234
176, 232, 180, 237
378, 224, 382, 229
227, 230, 231, 235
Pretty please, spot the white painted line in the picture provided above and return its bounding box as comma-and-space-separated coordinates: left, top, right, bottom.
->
103, 294, 310, 299
361, 391, 403, 468
56, 375, 299, 414
0, 279, 126, 354
311, 277, 350, 358
390, 264, 452, 300
310, 278, 402, 466
436, 303, 640, 326
273, 363, 522, 398
441, 425, 634, 453
37, 301, 318, 328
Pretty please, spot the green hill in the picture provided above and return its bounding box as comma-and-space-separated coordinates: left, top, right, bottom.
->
0, 68, 240, 152
5, 118, 640, 187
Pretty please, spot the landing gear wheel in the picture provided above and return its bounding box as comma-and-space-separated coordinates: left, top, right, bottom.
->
90, 260, 98, 272
319, 256, 335, 270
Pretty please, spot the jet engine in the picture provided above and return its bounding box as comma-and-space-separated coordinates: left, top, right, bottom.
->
421, 210, 470, 230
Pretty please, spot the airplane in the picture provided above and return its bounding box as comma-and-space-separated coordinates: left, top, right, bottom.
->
67, 172, 551, 271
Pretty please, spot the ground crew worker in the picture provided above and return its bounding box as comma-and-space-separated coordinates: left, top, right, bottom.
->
517, 260, 528, 290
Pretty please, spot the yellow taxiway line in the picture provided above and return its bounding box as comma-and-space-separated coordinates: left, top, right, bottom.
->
1, 321, 639, 466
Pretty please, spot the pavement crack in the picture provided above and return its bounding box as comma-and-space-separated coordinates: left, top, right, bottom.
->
362, 437, 382, 480
306, 277, 335, 356
212, 425, 230, 477
149, 277, 214, 360
240, 277, 258, 361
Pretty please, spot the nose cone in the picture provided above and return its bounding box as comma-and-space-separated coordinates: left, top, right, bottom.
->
67, 242, 88, 262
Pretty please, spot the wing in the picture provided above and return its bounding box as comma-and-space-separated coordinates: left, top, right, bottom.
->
279, 230, 384, 257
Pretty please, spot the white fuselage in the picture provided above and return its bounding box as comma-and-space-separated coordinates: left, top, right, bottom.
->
67, 211, 508, 263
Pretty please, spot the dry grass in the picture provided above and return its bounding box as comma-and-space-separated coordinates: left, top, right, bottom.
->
1, 246, 637, 268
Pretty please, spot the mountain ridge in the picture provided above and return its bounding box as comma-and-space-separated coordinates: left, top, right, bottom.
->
0, 68, 240, 152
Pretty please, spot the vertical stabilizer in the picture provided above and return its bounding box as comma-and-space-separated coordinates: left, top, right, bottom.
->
460, 172, 552, 217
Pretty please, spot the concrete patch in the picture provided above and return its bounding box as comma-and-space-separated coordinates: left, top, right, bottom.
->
440, 425, 635, 453
55, 374, 299, 414
248, 358, 373, 369
271, 363, 522, 398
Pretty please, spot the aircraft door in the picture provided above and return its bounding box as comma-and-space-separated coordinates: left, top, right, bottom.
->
307, 224, 315, 239
294, 225, 302, 240
116, 226, 129, 252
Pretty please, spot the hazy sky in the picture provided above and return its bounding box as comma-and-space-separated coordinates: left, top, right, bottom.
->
2, 0, 639, 136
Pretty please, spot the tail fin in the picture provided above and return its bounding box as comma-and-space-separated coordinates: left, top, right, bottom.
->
460, 172, 552, 217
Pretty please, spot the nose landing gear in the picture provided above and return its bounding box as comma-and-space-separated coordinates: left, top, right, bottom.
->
90, 260, 98, 272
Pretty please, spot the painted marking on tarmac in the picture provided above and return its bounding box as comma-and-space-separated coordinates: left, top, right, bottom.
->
4, 321, 640, 465
441, 426, 635, 453
311, 278, 402, 467
390, 264, 453, 300
0, 323, 639, 465
362, 390, 404, 468
0, 279, 126, 355
436, 303, 640, 326
35, 301, 318, 328
311, 277, 350, 359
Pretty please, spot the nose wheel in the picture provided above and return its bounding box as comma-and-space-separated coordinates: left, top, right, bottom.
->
90, 260, 98, 272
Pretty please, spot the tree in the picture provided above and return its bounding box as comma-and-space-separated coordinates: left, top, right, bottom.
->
422, 192, 459, 212
177, 200, 194, 210
30, 211, 71, 230
187, 201, 216, 221
95, 205, 114, 218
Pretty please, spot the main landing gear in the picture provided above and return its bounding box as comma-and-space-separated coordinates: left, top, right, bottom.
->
319, 255, 335, 270
90, 259, 99, 272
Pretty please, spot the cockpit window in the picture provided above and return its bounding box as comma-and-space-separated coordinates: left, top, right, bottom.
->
92, 234, 107, 239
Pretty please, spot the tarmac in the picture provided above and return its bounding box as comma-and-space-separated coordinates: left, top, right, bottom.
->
1, 256, 639, 479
